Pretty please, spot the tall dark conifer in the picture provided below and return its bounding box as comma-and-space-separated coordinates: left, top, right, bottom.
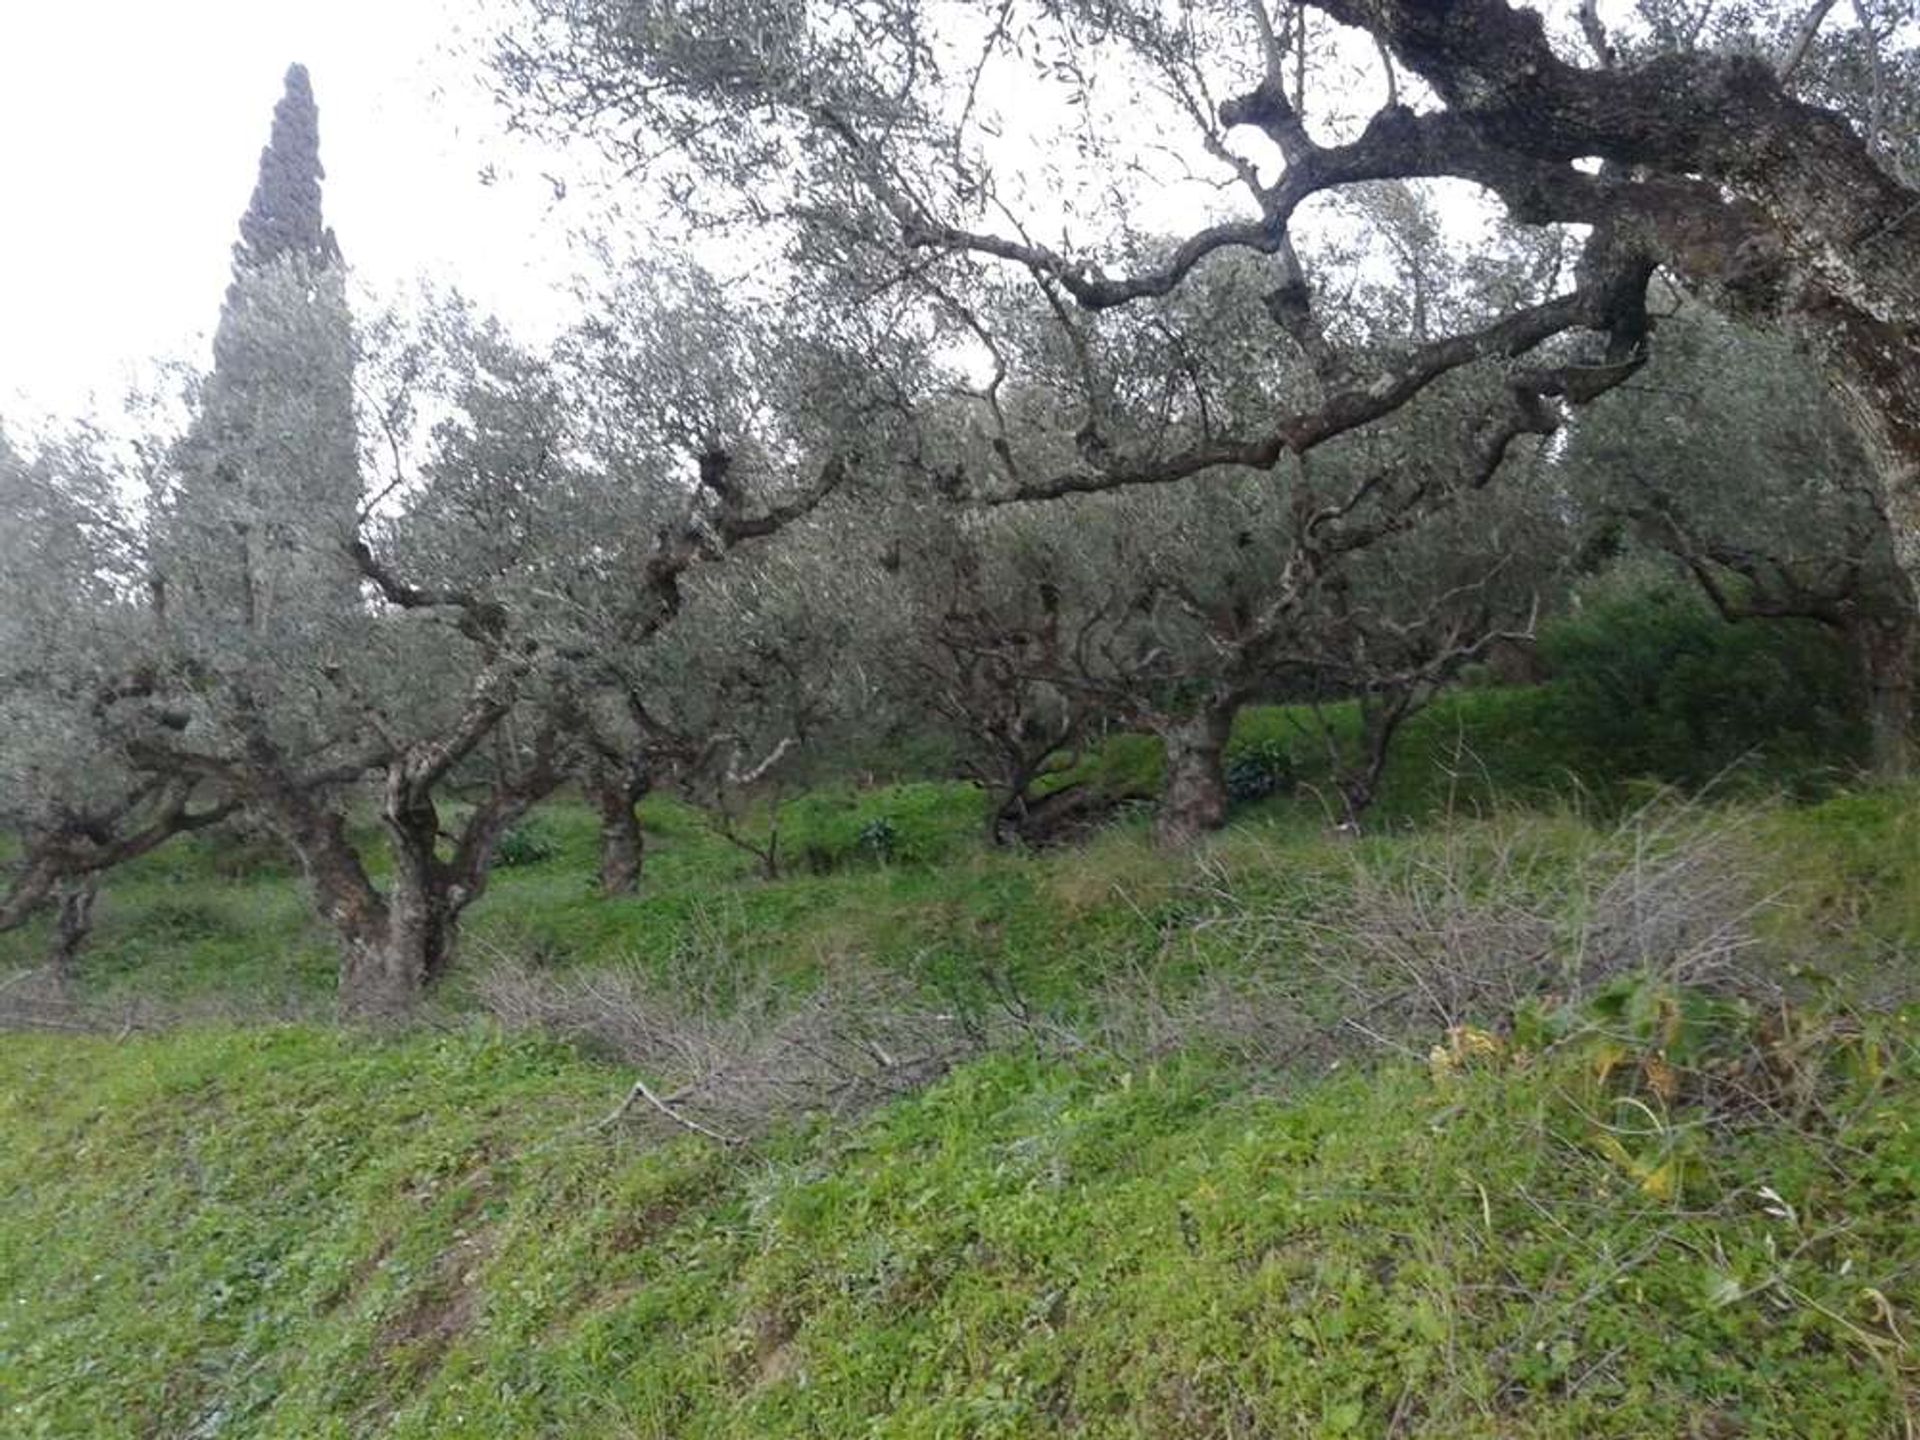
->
230, 64, 340, 281
162, 63, 362, 632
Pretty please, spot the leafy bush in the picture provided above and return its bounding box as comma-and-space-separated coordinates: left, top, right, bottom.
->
1224, 737, 1296, 804
494, 817, 562, 869
138, 895, 235, 942
1537, 583, 1866, 793
855, 815, 899, 862
779, 783, 984, 872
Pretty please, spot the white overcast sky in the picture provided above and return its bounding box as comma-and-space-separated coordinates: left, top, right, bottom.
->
0, 0, 590, 428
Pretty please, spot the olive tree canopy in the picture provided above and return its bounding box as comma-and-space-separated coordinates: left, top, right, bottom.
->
497, 0, 1920, 531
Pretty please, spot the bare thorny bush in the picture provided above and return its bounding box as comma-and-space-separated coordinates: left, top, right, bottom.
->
477, 800, 1814, 1147
1090, 800, 1783, 1075
475, 953, 1007, 1145
0, 963, 325, 1037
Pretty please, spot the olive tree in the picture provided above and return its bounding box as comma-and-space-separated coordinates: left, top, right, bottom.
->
496, 0, 1920, 555
0, 425, 236, 980
871, 493, 1109, 846
941, 434, 1566, 845
845, 227, 1580, 843
69, 267, 871, 1018
640, 516, 883, 876
534, 257, 924, 887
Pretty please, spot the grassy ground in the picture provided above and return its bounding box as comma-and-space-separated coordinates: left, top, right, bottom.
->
3, 1006, 1914, 1437
4, 688, 1919, 1435
0, 689, 1899, 1013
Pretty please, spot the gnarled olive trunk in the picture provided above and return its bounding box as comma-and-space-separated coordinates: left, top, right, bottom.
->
278, 760, 556, 1022
371, 794, 463, 1016
330, 878, 463, 1026
1154, 699, 1238, 849
281, 803, 422, 1025
985, 753, 1050, 847
597, 791, 645, 895
1850, 609, 1916, 782
987, 785, 1029, 848
334, 916, 422, 1025
47, 877, 97, 996
588, 766, 648, 896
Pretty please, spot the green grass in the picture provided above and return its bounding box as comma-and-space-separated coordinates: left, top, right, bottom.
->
9, 758, 1920, 1018
3, 1007, 1914, 1437
5, 678, 1920, 1435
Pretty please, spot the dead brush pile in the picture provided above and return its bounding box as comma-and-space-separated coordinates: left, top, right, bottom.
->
475, 955, 999, 1144
1093, 801, 1783, 1073
482, 801, 1877, 1147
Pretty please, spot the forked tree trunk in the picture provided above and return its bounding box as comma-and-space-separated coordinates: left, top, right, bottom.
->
329, 859, 468, 1024
338, 762, 555, 1020
381, 807, 460, 1002
269, 785, 450, 1024
1154, 700, 1238, 849
299, 820, 415, 1024
985, 756, 1043, 848
331, 824, 470, 1022
987, 787, 1025, 848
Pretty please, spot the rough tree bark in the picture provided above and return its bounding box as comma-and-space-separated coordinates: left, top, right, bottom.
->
981, 734, 1080, 848
266, 787, 406, 1023
589, 763, 648, 895
1850, 610, 1916, 781
254, 714, 562, 1023
1298, 0, 1920, 524
985, 766, 1040, 848
1153, 696, 1240, 849
328, 776, 562, 1022
47, 878, 98, 996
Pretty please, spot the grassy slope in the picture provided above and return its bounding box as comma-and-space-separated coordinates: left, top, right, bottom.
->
4, 690, 1920, 1435
4, 1017, 1915, 1438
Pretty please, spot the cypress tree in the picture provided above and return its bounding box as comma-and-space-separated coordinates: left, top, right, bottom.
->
230, 63, 340, 279
163, 63, 362, 633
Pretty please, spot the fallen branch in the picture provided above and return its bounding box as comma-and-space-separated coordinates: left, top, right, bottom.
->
596, 1073, 744, 1146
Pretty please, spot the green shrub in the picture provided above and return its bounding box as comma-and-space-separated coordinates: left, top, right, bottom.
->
137, 894, 234, 942
855, 815, 899, 862
1537, 583, 1865, 794
494, 817, 562, 868
780, 782, 985, 872
1224, 736, 1296, 804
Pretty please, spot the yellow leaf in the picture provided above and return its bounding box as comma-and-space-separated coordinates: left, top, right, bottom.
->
1449, 1025, 1502, 1061
1643, 1056, 1680, 1102
1638, 1159, 1678, 1201
1589, 1040, 1629, 1086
